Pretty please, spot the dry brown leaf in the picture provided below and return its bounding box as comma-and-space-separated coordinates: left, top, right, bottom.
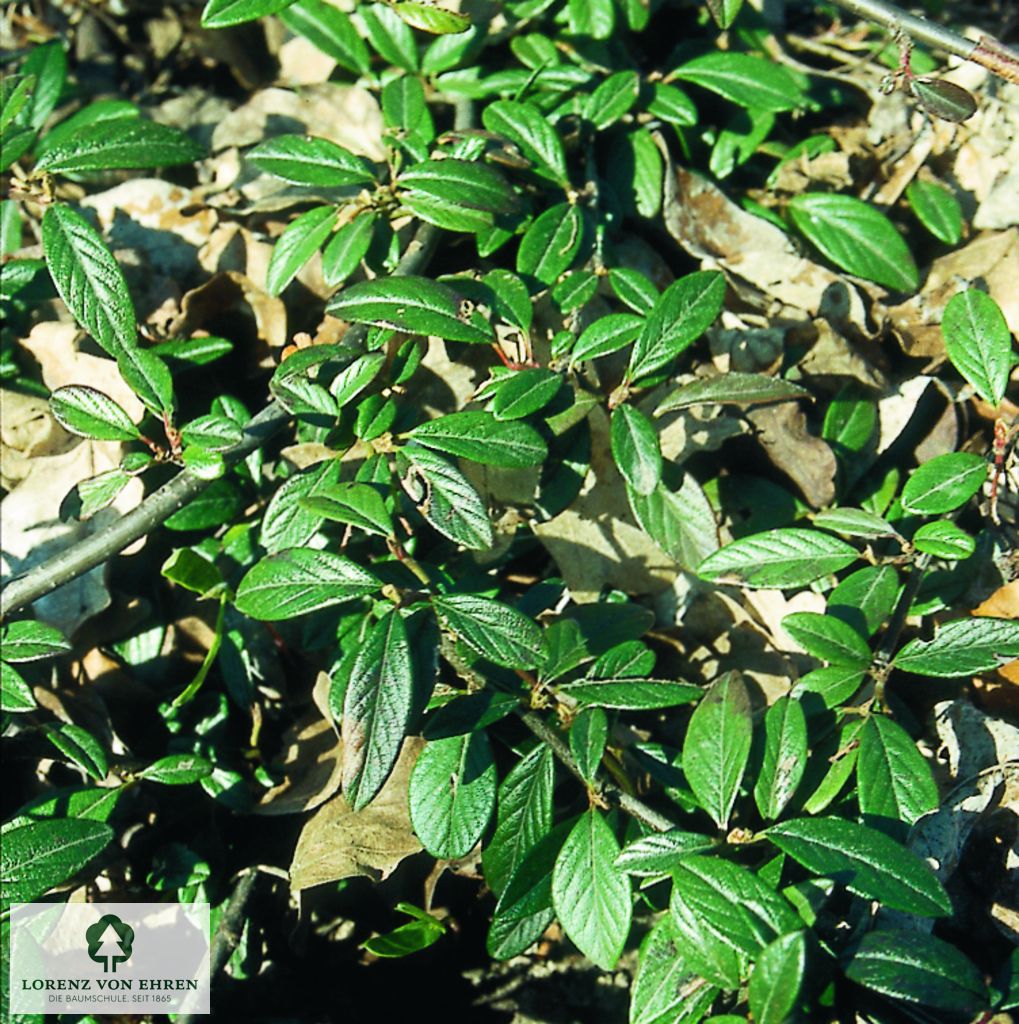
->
0, 389, 76, 489
290, 737, 425, 890
256, 712, 342, 816
747, 402, 837, 508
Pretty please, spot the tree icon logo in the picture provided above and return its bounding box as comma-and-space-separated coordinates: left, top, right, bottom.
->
85, 914, 134, 973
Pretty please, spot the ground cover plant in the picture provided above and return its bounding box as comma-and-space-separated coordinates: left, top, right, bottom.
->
2, 0, 1018, 1020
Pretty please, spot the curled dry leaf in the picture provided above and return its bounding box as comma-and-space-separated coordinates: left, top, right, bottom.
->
256, 710, 342, 816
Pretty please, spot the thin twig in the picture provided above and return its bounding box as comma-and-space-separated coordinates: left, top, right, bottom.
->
827, 0, 1019, 84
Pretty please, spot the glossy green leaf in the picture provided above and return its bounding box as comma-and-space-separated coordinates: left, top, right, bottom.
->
401, 158, 515, 215
301, 482, 394, 537
35, 120, 202, 174
42, 204, 137, 357
1, 818, 114, 902
628, 270, 726, 382
844, 929, 987, 1013
361, 3, 420, 71
259, 458, 343, 552
810, 507, 897, 540
392, 1, 469, 34
322, 213, 376, 287
630, 916, 719, 1024
343, 612, 415, 810
117, 346, 174, 416
180, 413, 243, 452
893, 617, 1019, 677
492, 368, 562, 420
754, 696, 807, 821
900, 451, 986, 515
571, 313, 645, 364
671, 52, 803, 112
483, 744, 554, 896
912, 520, 975, 560
202, 0, 295, 27
706, 0, 745, 28
698, 528, 859, 589
941, 288, 1012, 408
517, 203, 584, 285
328, 276, 494, 344
410, 410, 547, 467
433, 593, 544, 669
748, 930, 807, 1024
266, 205, 338, 296
46, 723, 108, 781
482, 100, 569, 186
280, 0, 371, 75
615, 830, 716, 876
910, 77, 977, 123
608, 268, 659, 314
50, 385, 140, 442
234, 548, 379, 620
611, 404, 662, 496
857, 715, 938, 825
1, 662, 36, 713
1, 620, 71, 663
567, 0, 615, 38
570, 706, 608, 782
906, 179, 962, 244
657, 372, 809, 414
788, 193, 918, 292
20, 41, 66, 132
668, 880, 742, 988
558, 677, 701, 709
782, 612, 870, 666
552, 810, 631, 970
683, 671, 751, 829
585, 71, 640, 130
400, 446, 493, 549
828, 565, 899, 637
248, 135, 374, 186
362, 904, 447, 957
161, 549, 224, 597
139, 754, 214, 786
410, 730, 497, 858
765, 816, 951, 916
627, 472, 719, 571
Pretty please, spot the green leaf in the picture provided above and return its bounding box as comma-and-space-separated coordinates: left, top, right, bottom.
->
20, 41, 67, 132
382, 74, 434, 145
828, 565, 899, 637
611, 404, 662, 496
248, 135, 374, 186
910, 77, 977, 123
42, 204, 137, 357
202, 0, 296, 28
698, 528, 859, 589
400, 446, 493, 549
410, 410, 547, 467
280, 0, 371, 75
165, 478, 243, 531
754, 696, 807, 821
627, 473, 720, 571
656, 372, 809, 414
668, 880, 742, 989
900, 451, 986, 515
615, 830, 716, 876
361, 3, 420, 71
682, 671, 751, 829
266, 205, 338, 296
433, 593, 544, 669
893, 617, 1019, 677
630, 916, 719, 1024
49, 385, 140, 442
301, 482, 394, 537
557, 678, 701, 709
259, 458, 343, 552
362, 904, 447, 957
567, 0, 615, 38
482, 100, 570, 186
810, 507, 897, 540
765, 816, 951, 916
552, 270, 598, 312
117, 346, 174, 416
552, 809, 631, 970
857, 715, 938, 825
748, 930, 807, 1024
1, 620, 70, 663
617, 127, 663, 219
46, 723, 107, 781
342, 612, 415, 810
782, 612, 870, 666
608, 267, 659, 314
161, 548, 224, 597
322, 213, 376, 287
1, 819, 113, 902
844, 930, 988, 1014
571, 312, 645, 364
517, 202, 585, 285
1, 74, 35, 134
906, 179, 962, 244
35, 120, 203, 174
912, 520, 975, 560
180, 413, 243, 452
1, 661, 36, 712
585, 71, 640, 130
328, 276, 494, 344
488, 822, 569, 959
941, 288, 1012, 407
482, 268, 533, 330
410, 730, 497, 858
399, 158, 516, 214
705, 0, 745, 29
234, 548, 379, 620
483, 745, 554, 896
570, 706, 608, 783
788, 193, 919, 292
493, 368, 562, 420
139, 754, 214, 785
33, 98, 138, 157
330, 351, 386, 408
671, 52, 803, 112
391, 1, 470, 34
627, 271, 726, 383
